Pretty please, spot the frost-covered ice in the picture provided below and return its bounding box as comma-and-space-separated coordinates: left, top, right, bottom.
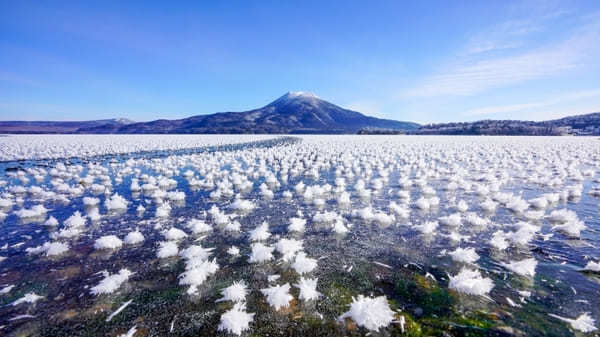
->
261, 283, 293, 310
105, 193, 128, 211
163, 227, 188, 241
414, 221, 438, 234
339, 295, 395, 331
288, 217, 307, 232
249, 222, 271, 241
584, 261, 600, 272
179, 258, 219, 295
0, 134, 278, 161
90, 269, 132, 295
549, 312, 597, 333
11, 292, 43, 306
448, 247, 479, 264
275, 238, 303, 262
449, 268, 494, 296
157, 241, 179, 258
1, 284, 15, 294
94, 235, 123, 250
229, 198, 256, 212
186, 219, 212, 234
217, 281, 248, 303
1, 135, 599, 335
218, 302, 254, 335
295, 277, 320, 301
124, 230, 144, 245
228, 245, 240, 256
501, 258, 537, 277
249, 242, 275, 263
26, 241, 69, 256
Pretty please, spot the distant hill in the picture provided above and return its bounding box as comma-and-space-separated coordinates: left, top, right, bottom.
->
0, 118, 134, 134
77, 92, 419, 134
415, 112, 600, 136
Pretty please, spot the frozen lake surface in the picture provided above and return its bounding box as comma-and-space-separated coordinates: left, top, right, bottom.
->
0, 135, 599, 336
0, 134, 279, 161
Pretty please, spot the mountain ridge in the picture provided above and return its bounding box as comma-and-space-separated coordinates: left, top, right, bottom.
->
76, 92, 419, 134
415, 112, 600, 136
0, 118, 134, 134
1, 94, 599, 135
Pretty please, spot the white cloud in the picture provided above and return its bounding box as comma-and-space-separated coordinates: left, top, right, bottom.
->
403, 17, 600, 98
465, 20, 539, 55
406, 41, 580, 97
465, 3, 572, 55
466, 40, 521, 55
462, 88, 600, 119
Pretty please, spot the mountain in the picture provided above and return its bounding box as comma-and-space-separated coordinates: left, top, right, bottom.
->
76, 92, 419, 134
0, 118, 134, 134
6, 94, 597, 135
415, 112, 600, 136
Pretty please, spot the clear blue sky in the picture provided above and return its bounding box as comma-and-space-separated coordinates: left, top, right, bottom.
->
1, 0, 599, 123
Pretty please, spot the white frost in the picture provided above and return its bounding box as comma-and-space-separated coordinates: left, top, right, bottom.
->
217, 281, 248, 303
90, 269, 132, 295
339, 295, 395, 331
501, 258, 537, 277
94, 235, 123, 250
218, 302, 254, 335
549, 312, 597, 333
261, 283, 293, 310
295, 277, 320, 301
124, 230, 144, 245
448, 268, 494, 296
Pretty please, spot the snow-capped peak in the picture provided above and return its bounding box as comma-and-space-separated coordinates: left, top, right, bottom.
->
286, 91, 319, 99
268, 91, 322, 108
114, 118, 135, 124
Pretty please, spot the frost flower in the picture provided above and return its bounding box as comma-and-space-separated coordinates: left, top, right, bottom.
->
448, 268, 494, 296
339, 295, 395, 331
218, 302, 254, 335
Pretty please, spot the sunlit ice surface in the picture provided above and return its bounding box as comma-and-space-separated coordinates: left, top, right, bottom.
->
0, 135, 599, 336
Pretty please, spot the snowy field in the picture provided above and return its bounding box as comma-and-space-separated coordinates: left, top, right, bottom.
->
0, 134, 279, 161
0, 135, 599, 336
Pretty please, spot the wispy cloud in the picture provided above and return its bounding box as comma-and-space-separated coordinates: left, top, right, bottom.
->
464, 3, 570, 55
404, 13, 600, 98
465, 20, 539, 54
405, 49, 572, 97
463, 88, 600, 118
